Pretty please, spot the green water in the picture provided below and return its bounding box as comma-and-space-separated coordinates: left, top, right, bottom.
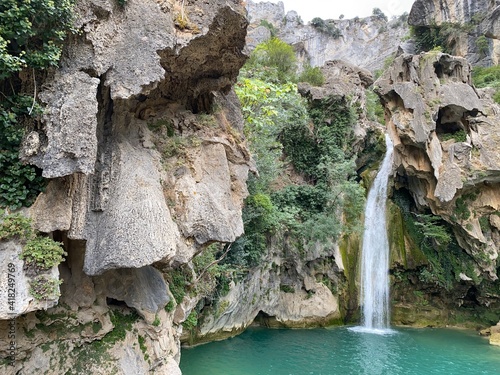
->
180, 326, 500, 375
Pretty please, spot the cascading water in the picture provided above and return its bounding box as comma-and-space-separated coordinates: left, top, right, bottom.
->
356, 134, 394, 333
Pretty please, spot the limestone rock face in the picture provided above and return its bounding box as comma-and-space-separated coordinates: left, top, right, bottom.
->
172, 142, 245, 245
246, 0, 285, 28
197, 245, 344, 342
24, 0, 250, 275
376, 52, 500, 279
0, 240, 60, 319
409, 0, 500, 65
409, 0, 491, 26
96, 266, 170, 322
20, 72, 101, 178
246, 0, 410, 72
4, 0, 251, 374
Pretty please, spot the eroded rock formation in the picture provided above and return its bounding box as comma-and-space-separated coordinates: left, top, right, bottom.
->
1, 0, 252, 373
377, 52, 499, 277
409, 0, 500, 65
377, 52, 500, 339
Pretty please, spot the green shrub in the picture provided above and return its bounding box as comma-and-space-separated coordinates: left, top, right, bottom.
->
476, 35, 490, 56
20, 236, 67, 270
393, 190, 481, 289
366, 90, 385, 123
167, 268, 191, 304
454, 193, 477, 221
1, 0, 76, 209
0, 0, 76, 77
259, 19, 277, 37
29, 275, 62, 300
165, 300, 176, 313
182, 310, 198, 331
248, 38, 297, 82
372, 8, 388, 22
438, 129, 467, 143
0, 212, 34, 241
472, 65, 500, 103
414, 213, 451, 247
152, 315, 160, 327
472, 65, 500, 88
232, 54, 364, 274
280, 284, 295, 293
310, 17, 342, 38
138, 335, 149, 360
0, 96, 46, 209
298, 63, 324, 86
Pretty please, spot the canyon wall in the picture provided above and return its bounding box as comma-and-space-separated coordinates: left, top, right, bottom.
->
376, 51, 500, 340
409, 0, 500, 65
246, 0, 411, 72
0, 0, 253, 373
2, 3, 500, 375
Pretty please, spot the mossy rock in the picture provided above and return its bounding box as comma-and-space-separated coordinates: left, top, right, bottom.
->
391, 304, 449, 327
339, 234, 361, 318
387, 201, 427, 270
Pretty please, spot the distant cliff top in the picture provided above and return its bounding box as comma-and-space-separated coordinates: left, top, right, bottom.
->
245, 0, 411, 72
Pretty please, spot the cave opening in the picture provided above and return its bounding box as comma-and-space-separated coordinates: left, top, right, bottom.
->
435, 105, 471, 141
461, 286, 480, 308
434, 61, 444, 79
106, 297, 129, 307
189, 92, 215, 114
253, 311, 277, 328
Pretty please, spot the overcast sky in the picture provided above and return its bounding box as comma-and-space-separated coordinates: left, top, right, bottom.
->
263, 0, 415, 22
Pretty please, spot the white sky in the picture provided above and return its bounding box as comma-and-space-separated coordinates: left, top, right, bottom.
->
262, 0, 415, 22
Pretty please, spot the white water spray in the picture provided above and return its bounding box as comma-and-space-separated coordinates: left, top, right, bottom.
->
358, 134, 394, 333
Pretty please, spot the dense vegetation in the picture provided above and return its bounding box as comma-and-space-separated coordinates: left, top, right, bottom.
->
224, 38, 365, 269
472, 65, 500, 103
0, 0, 76, 209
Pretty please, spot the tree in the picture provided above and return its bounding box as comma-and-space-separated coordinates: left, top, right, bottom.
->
0, 0, 76, 77
247, 37, 297, 82
310, 17, 342, 39
298, 63, 324, 86
372, 7, 388, 22
0, 0, 76, 208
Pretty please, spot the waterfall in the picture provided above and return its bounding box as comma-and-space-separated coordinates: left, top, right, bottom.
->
359, 134, 394, 333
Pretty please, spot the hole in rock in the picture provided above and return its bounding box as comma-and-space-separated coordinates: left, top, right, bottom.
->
434, 62, 444, 79
461, 286, 480, 308
106, 297, 129, 307
253, 311, 277, 328
189, 92, 214, 114
436, 105, 470, 138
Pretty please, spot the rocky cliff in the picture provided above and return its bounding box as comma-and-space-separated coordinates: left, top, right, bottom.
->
376, 51, 500, 341
246, 0, 411, 72
409, 0, 500, 65
190, 60, 379, 343
2, 2, 500, 374
0, 0, 253, 373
